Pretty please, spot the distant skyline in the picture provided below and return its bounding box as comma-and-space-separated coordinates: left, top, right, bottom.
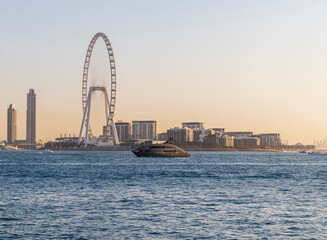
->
1, 0, 327, 144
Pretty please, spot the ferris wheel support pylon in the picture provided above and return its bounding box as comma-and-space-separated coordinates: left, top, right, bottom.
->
103, 87, 119, 144
78, 87, 92, 147
78, 86, 119, 147
84, 88, 92, 147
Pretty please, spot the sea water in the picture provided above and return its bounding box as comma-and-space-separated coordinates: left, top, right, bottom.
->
1, 151, 327, 239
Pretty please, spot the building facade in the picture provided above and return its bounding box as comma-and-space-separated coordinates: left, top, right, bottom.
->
115, 121, 131, 142
181, 123, 204, 142
225, 131, 253, 138
157, 132, 168, 141
26, 89, 36, 143
167, 127, 194, 143
7, 104, 17, 144
216, 135, 234, 147
225, 136, 234, 147
203, 134, 234, 147
182, 122, 204, 130
256, 133, 281, 147
212, 128, 225, 135
132, 121, 157, 140
233, 137, 260, 149
193, 129, 204, 142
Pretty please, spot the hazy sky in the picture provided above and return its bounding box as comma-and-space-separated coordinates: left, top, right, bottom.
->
1, 0, 327, 144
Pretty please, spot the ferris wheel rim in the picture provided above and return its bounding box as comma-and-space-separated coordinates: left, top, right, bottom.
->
82, 32, 117, 120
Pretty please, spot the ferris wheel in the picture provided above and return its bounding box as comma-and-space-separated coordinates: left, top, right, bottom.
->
78, 32, 119, 147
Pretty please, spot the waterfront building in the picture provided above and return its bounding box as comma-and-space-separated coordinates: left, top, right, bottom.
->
102, 126, 108, 136
212, 128, 225, 135
182, 122, 204, 130
225, 136, 234, 147
225, 131, 253, 138
7, 104, 17, 144
203, 134, 234, 147
216, 135, 234, 147
233, 137, 260, 149
157, 132, 168, 141
167, 127, 194, 143
132, 121, 157, 140
115, 121, 131, 142
256, 133, 281, 147
203, 134, 217, 146
26, 89, 36, 143
181, 122, 204, 142
314, 139, 327, 149
193, 129, 204, 142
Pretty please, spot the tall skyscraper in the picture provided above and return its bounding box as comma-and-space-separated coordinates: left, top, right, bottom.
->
26, 89, 36, 143
7, 104, 17, 144
132, 121, 157, 140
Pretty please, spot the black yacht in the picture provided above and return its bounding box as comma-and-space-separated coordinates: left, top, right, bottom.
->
132, 139, 190, 157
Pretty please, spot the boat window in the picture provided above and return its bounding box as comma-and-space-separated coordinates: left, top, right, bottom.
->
150, 146, 165, 148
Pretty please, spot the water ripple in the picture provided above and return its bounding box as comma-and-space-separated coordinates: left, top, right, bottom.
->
1, 151, 327, 239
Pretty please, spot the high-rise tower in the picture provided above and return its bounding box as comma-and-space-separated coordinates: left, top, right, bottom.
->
26, 89, 36, 143
7, 104, 17, 144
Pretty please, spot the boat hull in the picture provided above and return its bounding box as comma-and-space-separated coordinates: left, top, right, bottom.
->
132, 143, 190, 157
132, 150, 190, 157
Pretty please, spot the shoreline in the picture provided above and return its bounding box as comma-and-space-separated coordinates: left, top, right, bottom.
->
3, 146, 311, 153
11, 147, 290, 152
